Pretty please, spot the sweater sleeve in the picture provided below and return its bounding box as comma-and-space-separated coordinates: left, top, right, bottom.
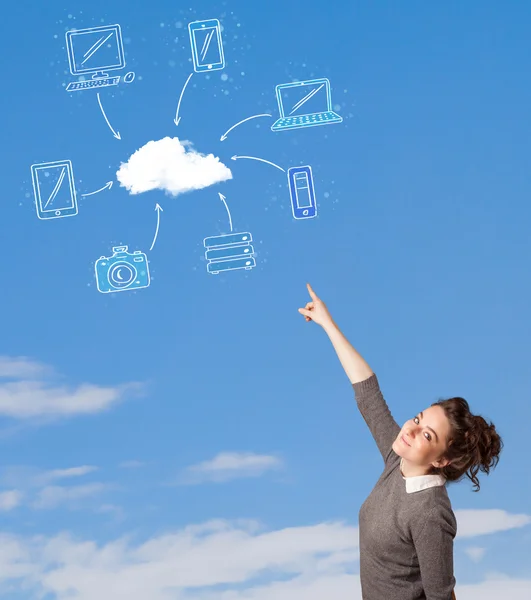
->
413, 505, 457, 600
352, 373, 401, 463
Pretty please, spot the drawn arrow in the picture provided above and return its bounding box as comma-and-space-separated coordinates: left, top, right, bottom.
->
218, 193, 233, 232
81, 181, 113, 198
97, 93, 121, 139
231, 155, 286, 173
220, 113, 272, 141
149, 203, 164, 251
174, 72, 194, 126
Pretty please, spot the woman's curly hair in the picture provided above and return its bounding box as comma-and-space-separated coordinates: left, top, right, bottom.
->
429, 397, 503, 492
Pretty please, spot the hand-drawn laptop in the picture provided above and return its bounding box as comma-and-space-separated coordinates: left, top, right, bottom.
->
271, 77, 343, 132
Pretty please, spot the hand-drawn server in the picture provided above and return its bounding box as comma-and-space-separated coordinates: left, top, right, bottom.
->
203, 232, 256, 274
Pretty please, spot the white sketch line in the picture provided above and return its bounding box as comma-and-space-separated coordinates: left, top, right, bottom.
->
82, 32, 114, 65
43, 167, 66, 209
81, 181, 113, 197
97, 93, 121, 139
174, 72, 193, 126
231, 155, 286, 173
220, 113, 272, 141
218, 193, 233, 232
289, 84, 325, 115
149, 204, 163, 251
200, 29, 215, 62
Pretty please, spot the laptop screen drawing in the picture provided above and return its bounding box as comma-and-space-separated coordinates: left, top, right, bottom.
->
278, 81, 331, 118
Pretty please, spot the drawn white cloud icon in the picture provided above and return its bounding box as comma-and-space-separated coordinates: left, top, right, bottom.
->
116, 136, 232, 196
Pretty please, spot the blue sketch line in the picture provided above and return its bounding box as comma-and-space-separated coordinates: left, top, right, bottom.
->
289, 84, 325, 115
82, 32, 114, 65
43, 167, 66, 209
200, 29, 215, 62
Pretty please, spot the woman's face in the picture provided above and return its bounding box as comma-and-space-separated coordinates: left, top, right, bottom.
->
392, 405, 452, 469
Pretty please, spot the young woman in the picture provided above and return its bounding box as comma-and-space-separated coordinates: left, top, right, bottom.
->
298, 283, 503, 600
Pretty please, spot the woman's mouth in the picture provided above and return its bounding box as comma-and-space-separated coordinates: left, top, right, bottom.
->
400, 435, 411, 447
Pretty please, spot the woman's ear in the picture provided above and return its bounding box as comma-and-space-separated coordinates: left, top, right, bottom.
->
432, 457, 451, 469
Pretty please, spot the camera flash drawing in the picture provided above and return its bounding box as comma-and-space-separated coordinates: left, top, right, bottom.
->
31, 160, 78, 220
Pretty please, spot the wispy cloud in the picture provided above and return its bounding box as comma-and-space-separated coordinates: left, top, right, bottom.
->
0, 356, 143, 421
31, 483, 110, 510
455, 509, 531, 538
457, 575, 531, 599
465, 546, 486, 563
0, 519, 359, 599
0, 356, 50, 379
178, 452, 284, 485
0, 490, 23, 511
0, 518, 529, 600
0, 464, 109, 512
35, 466, 99, 486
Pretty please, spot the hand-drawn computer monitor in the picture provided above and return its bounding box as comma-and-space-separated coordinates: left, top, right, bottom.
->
65, 24, 125, 91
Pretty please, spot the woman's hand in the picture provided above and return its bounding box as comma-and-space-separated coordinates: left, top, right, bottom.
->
298, 283, 335, 329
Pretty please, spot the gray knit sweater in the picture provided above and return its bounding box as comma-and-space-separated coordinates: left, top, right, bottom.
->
353, 373, 457, 600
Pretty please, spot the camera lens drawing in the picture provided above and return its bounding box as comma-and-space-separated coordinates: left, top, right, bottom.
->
31, 17, 343, 293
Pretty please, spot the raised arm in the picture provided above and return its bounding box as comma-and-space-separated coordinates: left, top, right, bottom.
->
298, 283, 373, 384
299, 283, 400, 462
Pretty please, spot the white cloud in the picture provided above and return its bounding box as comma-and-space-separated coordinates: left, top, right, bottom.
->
455, 509, 531, 538
0, 490, 22, 511
116, 136, 232, 197
457, 574, 531, 599
36, 466, 99, 486
179, 452, 284, 484
32, 483, 109, 510
0, 519, 529, 600
0, 465, 98, 490
0, 356, 49, 379
0, 465, 107, 512
0, 519, 359, 600
465, 546, 486, 563
0, 356, 142, 420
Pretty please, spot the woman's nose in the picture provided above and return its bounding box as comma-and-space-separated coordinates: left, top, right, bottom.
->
405, 426, 418, 438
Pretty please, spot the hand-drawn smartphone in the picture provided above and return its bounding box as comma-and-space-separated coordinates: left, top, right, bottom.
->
188, 19, 225, 73
287, 166, 317, 220
31, 160, 78, 220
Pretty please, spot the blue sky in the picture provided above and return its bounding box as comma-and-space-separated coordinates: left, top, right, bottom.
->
1, 0, 530, 598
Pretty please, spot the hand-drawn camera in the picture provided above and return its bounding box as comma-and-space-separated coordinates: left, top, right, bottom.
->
95, 246, 150, 293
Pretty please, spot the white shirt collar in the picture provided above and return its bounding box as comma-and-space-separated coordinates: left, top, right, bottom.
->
400, 458, 446, 493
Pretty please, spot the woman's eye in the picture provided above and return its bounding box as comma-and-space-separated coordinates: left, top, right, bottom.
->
413, 416, 419, 424
424, 433, 431, 441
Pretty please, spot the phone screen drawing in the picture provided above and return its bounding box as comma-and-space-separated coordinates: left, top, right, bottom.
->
188, 19, 225, 72
31, 160, 78, 220
288, 166, 317, 220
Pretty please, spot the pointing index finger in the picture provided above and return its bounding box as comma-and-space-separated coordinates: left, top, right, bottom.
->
306, 282, 318, 300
